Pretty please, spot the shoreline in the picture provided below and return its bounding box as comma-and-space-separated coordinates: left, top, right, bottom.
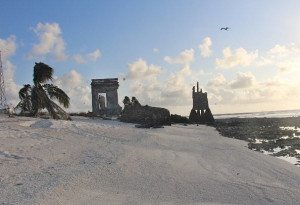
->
214, 117, 300, 167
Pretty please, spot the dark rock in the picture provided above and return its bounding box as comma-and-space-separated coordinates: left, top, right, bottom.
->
135, 124, 151, 128
121, 105, 171, 126
152, 124, 164, 128
135, 123, 164, 129
214, 117, 300, 165
171, 114, 190, 124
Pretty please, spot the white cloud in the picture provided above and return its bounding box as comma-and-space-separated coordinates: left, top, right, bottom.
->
72, 54, 85, 64
161, 73, 190, 100
30, 22, 101, 64
125, 42, 300, 114
178, 64, 192, 76
199, 37, 212, 57
269, 45, 288, 54
87, 49, 101, 61
253, 57, 273, 67
164, 49, 194, 64
125, 61, 194, 109
279, 66, 291, 72
262, 43, 300, 79
269, 43, 300, 54
31, 22, 67, 61
3, 61, 22, 106
207, 73, 227, 88
216, 47, 258, 69
230, 72, 257, 89
72, 49, 101, 64
126, 58, 162, 79
125, 50, 207, 110
204, 71, 300, 113
124, 53, 300, 115
153, 48, 159, 53
277, 61, 296, 73
198, 69, 212, 76
0, 36, 20, 106
54, 70, 91, 112
0, 35, 17, 61
55, 70, 83, 87
264, 78, 283, 87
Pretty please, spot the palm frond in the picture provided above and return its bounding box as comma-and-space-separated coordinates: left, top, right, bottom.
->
15, 97, 33, 113
43, 84, 70, 108
33, 62, 53, 85
48, 100, 71, 120
16, 84, 33, 113
19, 84, 32, 100
32, 85, 69, 119
31, 86, 49, 115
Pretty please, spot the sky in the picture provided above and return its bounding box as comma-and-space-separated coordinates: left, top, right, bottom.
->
1, 0, 300, 115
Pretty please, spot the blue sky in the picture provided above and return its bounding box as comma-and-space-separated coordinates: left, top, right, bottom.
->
1, 0, 300, 115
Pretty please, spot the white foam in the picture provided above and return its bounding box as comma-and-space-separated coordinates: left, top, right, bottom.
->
280, 126, 300, 132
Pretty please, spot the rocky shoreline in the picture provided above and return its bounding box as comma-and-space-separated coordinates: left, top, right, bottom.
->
214, 117, 300, 166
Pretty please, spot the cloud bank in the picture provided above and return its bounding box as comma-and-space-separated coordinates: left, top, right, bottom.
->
72, 49, 101, 64
31, 22, 67, 61
126, 58, 162, 79
164, 49, 194, 64
30, 22, 101, 64
216, 47, 258, 69
0, 36, 21, 106
199, 37, 212, 57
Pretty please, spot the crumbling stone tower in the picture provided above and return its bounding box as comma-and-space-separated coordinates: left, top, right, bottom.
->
189, 82, 214, 123
91, 78, 122, 116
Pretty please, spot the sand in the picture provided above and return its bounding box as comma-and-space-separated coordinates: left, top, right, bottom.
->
1, 114, 300, 204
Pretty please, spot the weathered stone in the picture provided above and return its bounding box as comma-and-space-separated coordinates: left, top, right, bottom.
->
189, 82, 214, 124
204, 106, 215, 123
123, 96, 131, 106
131, 97, 141, 106
91, 78, 122, 116
189, 109, 198, 122
121, 105, 171, 126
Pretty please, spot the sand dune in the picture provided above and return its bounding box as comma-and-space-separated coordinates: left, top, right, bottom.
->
0, 114, 300, 204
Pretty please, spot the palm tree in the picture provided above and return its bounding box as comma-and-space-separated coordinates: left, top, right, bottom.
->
16, 62, 71, 120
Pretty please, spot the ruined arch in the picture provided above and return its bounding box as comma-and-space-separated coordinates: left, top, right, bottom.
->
91, 78, 121, 116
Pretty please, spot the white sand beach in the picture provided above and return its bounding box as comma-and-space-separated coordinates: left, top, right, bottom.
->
1, 113, 300, 205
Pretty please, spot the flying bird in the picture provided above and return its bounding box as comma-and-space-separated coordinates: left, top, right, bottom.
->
220, 27, 230, 31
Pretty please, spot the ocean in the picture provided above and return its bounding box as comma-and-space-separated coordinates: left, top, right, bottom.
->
214, 109, 300, 119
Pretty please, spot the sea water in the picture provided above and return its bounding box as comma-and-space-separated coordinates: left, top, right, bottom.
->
214, 109, 300, 119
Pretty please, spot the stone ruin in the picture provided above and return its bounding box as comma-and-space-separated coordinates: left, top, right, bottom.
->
90, 78, 212, 125
189, 82, 214, 124
120, 96, 171, 127
91, 78, 122, 116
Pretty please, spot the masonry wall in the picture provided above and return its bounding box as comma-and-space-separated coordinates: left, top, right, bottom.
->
91, 78, 121, 116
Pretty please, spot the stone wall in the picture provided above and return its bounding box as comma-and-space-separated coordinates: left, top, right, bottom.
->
91, 78, 121, 116
120, 105, 171, 126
